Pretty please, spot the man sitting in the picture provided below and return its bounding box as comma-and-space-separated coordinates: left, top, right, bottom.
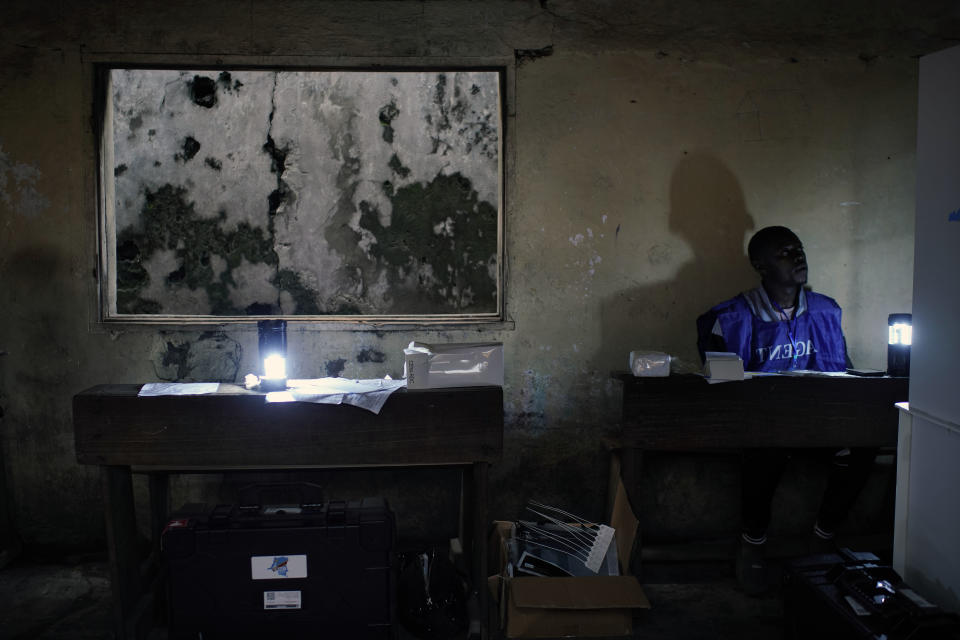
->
696, 225, 875, 595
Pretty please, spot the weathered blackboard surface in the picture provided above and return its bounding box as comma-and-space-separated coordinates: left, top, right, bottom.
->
104, 68, 502, 319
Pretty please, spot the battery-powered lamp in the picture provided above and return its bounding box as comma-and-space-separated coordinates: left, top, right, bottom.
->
258, 319, 288, 391
887, 313, 911, 377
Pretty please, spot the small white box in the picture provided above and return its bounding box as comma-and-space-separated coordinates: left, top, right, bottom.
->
403, 342, 503, 389
703, 352, 745, 381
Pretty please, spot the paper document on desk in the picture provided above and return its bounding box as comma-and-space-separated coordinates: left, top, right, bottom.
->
265, 377, 407, 414
139, 382, 220, 396
776, 369, 854, 378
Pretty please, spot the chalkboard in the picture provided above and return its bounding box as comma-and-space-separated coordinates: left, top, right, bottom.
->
99, 67, 503, 321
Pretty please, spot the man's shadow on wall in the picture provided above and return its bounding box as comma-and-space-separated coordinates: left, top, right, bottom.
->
598, 152, 759, 542
600, 152, 758, 371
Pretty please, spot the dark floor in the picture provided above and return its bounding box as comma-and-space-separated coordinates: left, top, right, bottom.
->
0, 530, 900, 640
0, 553, 791, 640
0, 553, 112, 639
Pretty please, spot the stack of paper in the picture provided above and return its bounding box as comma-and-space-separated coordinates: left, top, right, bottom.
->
703, 352, 746, 383
265, 377, 407, 414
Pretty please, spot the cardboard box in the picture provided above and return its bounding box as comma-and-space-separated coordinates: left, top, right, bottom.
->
488, 476, 650, 638
403, 342, 503, 389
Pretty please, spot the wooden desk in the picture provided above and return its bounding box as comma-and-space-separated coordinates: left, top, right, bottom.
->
74, 383, 503, 640
617, 373, 908, 449
612, 373, 909, 570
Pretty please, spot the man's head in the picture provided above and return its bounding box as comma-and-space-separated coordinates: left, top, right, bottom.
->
747, 226, 808, 288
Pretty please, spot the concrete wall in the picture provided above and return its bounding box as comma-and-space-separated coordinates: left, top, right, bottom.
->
0, 0, 939, 549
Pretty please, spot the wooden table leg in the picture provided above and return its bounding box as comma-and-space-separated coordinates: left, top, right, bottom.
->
472, 461, 489, 640
103, 465, 141, 640
0, 430, 22, 568
148, 473, 169, 622
459, 461, 489, 639
148, 473, 169, 549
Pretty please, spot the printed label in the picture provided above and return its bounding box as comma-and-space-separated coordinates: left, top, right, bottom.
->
844, 595, 871, 616
251, 555, 308, 580
264, 590, 301, 610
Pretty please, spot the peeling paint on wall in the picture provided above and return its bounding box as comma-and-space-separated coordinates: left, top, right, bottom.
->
150, 331, 242, 382
515, 45, 554, 66
566, 223, 606, 297
510, 368, 552, 430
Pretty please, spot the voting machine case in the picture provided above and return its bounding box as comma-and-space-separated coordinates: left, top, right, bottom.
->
783, 550, 960, 640
162, 497, 396, 639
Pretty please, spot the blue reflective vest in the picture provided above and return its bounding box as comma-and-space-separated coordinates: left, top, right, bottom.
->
696, 290, 848, 372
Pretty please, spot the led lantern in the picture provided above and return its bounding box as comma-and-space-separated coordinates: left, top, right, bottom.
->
258, 319, 288, 391
887, 313, 911, 378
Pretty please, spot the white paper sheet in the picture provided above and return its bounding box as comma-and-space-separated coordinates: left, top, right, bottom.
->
138, 382, 220, 396
265, 378, 407, 414
776, 369, 855, 377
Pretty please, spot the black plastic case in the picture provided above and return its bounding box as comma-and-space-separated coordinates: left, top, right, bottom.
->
784, 549, 960, 640
162, 497, 396, 639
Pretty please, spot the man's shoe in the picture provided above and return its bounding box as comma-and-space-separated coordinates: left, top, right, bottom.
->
736, 538, 767, 596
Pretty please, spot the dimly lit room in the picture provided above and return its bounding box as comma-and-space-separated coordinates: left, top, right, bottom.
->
2, 1, 959, 639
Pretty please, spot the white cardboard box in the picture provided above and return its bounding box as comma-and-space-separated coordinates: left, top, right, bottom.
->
403, 342, 504, 389
703, 351, 745, 381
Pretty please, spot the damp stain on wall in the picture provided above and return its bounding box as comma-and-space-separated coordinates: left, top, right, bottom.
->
115, 183, 280, 314
514, 44, 554, 66
175, 136, 201, 163
357, 348, 386, 363
262, 135, 296, 226
378, 100, 400, 144
273, 268, 322, 314
189, 75, 217, 108
160, 340, 192, 379
510, 368, 552, 431
357, 170, 497, 313
325, 358, 347, 377
151, 331, 242, 382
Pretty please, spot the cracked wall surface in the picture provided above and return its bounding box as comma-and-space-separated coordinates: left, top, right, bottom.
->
111, 69, 500, 316
1, 0, 949, 550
